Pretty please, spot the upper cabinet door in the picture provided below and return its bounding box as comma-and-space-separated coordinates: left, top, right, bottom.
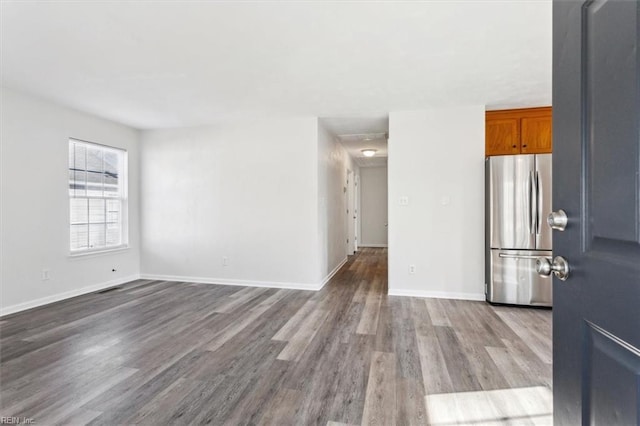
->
486, 116, 520, 156
486, 107, 553, 156
521, 109, 553, 154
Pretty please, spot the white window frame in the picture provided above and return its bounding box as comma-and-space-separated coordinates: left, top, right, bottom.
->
68, 138, 129, 255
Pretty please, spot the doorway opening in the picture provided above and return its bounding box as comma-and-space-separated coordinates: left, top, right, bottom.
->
319, 115, 389, 288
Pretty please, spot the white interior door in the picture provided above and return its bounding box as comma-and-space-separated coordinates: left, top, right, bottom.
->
354, 173, 359, 252
346, 170, 355, 255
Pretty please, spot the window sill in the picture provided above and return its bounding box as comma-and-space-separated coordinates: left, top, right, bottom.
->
69, 245, 130, 259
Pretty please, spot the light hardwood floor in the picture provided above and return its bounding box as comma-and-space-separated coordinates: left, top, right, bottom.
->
0, 248, 552, 425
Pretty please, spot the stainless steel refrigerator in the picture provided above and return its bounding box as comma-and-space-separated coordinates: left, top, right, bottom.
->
485, 154, 553, 307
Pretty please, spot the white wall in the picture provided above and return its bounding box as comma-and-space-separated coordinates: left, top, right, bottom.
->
317, 121, 356, 282
359, 166, 388, 247
388, 106, 485, 300
140, 117, 321, 288
0, 88, 141, 315
0, 88, 486, 314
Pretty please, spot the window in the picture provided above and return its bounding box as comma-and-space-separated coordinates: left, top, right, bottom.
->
68, 139, 127, 253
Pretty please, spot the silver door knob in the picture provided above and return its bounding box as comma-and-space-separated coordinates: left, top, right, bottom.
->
547, 209, 568, 231
536, 256, 570, 281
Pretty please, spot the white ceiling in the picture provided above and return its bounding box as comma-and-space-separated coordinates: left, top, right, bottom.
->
321, 115, 389, 137
0, 1, 552, 130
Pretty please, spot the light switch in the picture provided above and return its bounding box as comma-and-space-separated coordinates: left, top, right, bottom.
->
399, 196, 409, 206
441, 196, 450, 206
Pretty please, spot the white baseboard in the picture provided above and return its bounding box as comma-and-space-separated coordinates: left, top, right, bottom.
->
1, 264, 351, 317
320, 257, 348, 288
0, 274, 141, 317
358, 244, 388, 248
139, 273, 323, 291
387, 288, 485, 301
141, 258, 349, 294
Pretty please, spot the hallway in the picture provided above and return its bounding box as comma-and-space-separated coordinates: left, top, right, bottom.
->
0, 248, 552, 425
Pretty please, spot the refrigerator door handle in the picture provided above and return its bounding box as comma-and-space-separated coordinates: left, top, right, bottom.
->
536, 171, 542, 235
527, 171, 531, 234
529, 171, 536, 234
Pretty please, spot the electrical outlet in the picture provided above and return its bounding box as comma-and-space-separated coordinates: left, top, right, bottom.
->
222, 256, 229, 266
408, 264, 416, 274
42, 269, 50, 280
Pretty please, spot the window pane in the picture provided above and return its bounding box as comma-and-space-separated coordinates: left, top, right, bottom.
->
86, 170, 104, 196
73, 170, 87, 196
86, 146, 103, 173
74, 143, 86, 171
106, 223, 121, 246
89, 199, 105, 223
86, 146, 103, 196
104, 151, 118, 175
104, 151, 119, 197
71, 224, 88, 250
70, 143, 87, 196
70, 198, 88, 224
89, 224, 106, 249
106, 199, 120, 223
104, 175, 119, 197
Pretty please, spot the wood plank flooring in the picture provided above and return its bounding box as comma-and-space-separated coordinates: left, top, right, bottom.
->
0, 248, 552, 425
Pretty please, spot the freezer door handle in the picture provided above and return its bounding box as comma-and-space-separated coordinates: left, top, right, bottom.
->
499, 253, 551, 260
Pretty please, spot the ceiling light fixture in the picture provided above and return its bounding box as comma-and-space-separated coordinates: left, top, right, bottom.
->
361, 149, 377, 157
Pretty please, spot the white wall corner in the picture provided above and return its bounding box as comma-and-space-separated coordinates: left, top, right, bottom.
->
319, 256, 348, 287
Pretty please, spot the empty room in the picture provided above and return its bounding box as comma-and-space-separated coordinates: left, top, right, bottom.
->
1, 1, 638, 425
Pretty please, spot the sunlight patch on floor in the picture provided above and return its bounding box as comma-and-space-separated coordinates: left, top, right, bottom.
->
425, 385, 552, 425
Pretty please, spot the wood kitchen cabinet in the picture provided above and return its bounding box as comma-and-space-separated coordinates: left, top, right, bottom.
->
485, 107, 552, 156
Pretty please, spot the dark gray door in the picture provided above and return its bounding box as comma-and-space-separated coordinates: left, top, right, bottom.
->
553, 0, 640, 424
